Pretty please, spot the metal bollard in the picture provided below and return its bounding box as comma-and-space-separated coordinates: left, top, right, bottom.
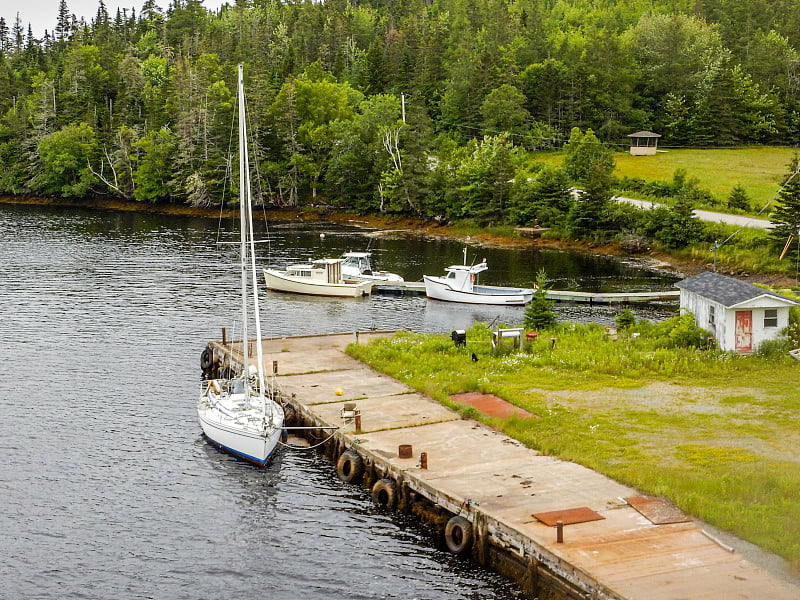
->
556, 520, 564, 543
419, 452, 428, 469
272, 360, 278, 374
354, 411, 362, 433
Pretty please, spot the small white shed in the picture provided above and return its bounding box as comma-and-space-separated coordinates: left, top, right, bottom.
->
675, 272, 798, 354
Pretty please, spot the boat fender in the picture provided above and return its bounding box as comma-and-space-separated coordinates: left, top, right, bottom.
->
336, 449, 364, 484
280, 428, 288, 443
371, 478, 397, 509
209, 380, 221, 394
444, 515, 474, 555
200, 348, 215, 371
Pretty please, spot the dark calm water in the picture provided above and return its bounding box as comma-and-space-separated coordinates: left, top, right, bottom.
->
0, 204, 679, 599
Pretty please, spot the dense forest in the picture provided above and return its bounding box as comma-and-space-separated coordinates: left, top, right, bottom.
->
1, 0, 799, 236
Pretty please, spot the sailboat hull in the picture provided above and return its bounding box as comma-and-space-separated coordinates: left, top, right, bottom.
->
198, 403, 285, 466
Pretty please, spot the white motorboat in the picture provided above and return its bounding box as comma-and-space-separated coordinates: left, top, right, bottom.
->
423, 249, 534, 306
197, 64, 284, 466
340, 251, 404, 283
264, 258, 373, 297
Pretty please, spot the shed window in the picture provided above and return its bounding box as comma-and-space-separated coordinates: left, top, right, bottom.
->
764, 309, 778, 328
708, 305, 716, 330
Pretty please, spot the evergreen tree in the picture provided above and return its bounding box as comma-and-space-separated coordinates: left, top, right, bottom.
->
524, 270, 557, 331
649, 194, 705, 249
727, 184, 751, 211
55, 0, 71, 43
12, 13, 23, 53
0, 17, 9, 53
615, 309, 636, 330
770, 157, 800, 248
565, 129, 616, 237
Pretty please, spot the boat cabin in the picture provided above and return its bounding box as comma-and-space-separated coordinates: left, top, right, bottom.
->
675, 271, 799, 354
341, 252, 374, 275
442, 261, 488, 292
286, 258, 345, 284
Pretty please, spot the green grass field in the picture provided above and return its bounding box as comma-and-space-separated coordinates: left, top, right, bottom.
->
534, 147, 797, 207
348, 320, 800, 567
614, 148, 796, 206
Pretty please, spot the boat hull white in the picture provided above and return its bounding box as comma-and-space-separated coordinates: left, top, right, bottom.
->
264, 269, 373, 297
198, 400, 285, 466
423, 276, 533, 305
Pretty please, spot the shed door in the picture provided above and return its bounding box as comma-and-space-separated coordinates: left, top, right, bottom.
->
735, 310, 752, 353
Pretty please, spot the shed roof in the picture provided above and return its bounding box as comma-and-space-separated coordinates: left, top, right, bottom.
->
675, 271, 799, 308
627, 130, 662, 138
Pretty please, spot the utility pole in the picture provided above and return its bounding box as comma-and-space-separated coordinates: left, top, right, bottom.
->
711, 240, 720, 272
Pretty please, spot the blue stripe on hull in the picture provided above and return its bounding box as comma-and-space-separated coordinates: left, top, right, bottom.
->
201, 433, 275, 467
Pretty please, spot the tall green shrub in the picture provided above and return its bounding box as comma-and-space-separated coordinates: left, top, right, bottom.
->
524, 270, 557, 331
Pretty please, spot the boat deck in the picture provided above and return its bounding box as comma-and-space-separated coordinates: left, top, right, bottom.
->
209, 332, 799, 600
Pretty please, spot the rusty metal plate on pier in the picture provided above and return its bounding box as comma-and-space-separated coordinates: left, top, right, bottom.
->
624, 495, 691, 525
450, 392, 534, 419
532, 506, 604, 526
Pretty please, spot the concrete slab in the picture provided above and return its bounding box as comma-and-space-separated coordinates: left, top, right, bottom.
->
278, 367, 412, 403
264, 346, 358, 374
308, 393, 460, 434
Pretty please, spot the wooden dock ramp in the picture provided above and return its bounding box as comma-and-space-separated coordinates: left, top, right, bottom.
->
208, 332, 799, 600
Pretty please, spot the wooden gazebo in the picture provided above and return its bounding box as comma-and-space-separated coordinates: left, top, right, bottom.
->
627, 130, 661, 156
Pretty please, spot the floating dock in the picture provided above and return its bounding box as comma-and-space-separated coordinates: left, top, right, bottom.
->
202, 332, 798, 599
375, 282, 679, 304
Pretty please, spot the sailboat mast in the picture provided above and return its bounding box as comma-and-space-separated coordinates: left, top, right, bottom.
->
237, 64, 250, 379
238, 64, 271, 418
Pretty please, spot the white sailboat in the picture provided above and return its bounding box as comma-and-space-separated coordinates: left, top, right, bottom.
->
197, 64, 284, 466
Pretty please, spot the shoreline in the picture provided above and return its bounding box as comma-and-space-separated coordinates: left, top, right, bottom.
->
2, 194, 793, 288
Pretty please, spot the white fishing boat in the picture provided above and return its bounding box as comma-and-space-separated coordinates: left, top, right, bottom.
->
264, 258, 373, 297
197, 64, 284, 466
423, 248, 534, 305
341, 251, 404, 283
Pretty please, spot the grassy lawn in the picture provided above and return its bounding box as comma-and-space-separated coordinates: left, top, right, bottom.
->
534, 147, 796, 207
614, 148, 795, 207
347, 320, 800, 568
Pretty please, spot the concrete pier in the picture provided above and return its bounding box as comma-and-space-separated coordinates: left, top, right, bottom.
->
204, 332, 799, 599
